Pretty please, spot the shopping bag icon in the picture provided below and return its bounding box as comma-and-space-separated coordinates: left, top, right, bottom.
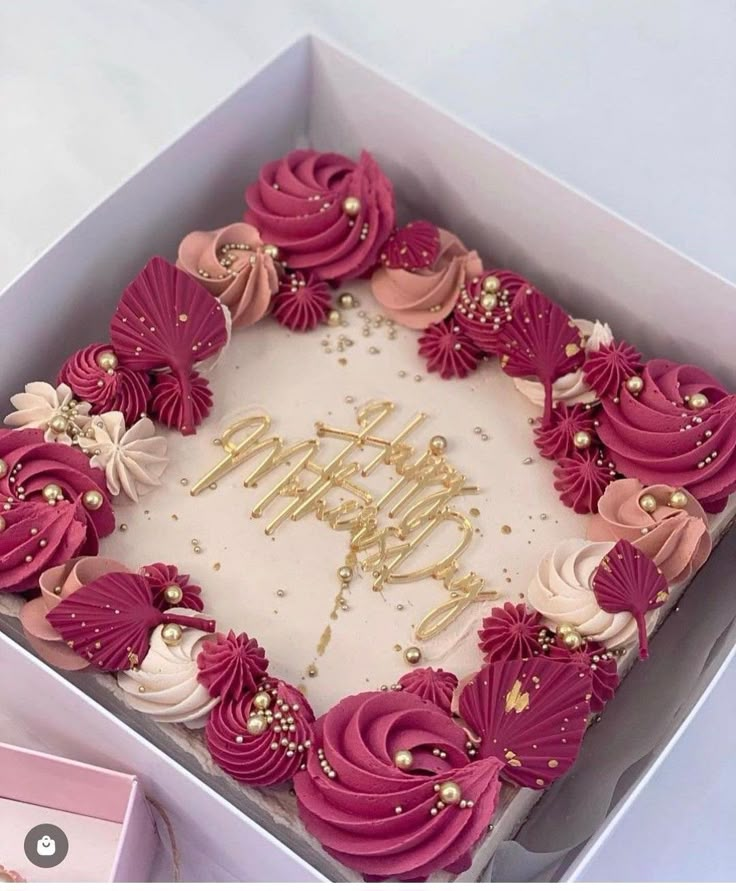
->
36, 835, 56, 857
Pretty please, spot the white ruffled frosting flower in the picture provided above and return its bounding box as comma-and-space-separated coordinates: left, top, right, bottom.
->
78, 411, 168, 501
513, 319, 614, 408
118, 616, 217, 729
4, 381, 91, 444
527, 538, 640, 649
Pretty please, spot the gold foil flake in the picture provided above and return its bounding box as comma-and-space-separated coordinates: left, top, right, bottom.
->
317, 625, 332, 656
504, 680, 530, 714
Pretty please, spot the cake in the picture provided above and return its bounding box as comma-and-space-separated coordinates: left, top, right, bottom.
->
1, 147, 734, 882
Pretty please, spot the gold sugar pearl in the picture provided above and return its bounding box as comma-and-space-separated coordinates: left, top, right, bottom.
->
667, 490, 688, 510
625, 375, 644, 395
573, 430, 592, 449
342, 195, 361, 216
393, 749, 414, 770
687, 392, 709, 411
429, 435, 447, 455
338, 565, 353, 583
404, 646, 421, 665
163, 584, 183, 605
327, 309, 342, 327
338, 292, 356, 309
638, 493, 658, 513
161, 623, 182, 646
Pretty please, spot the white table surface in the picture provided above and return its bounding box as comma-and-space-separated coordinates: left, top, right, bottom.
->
1, 1, 735, 883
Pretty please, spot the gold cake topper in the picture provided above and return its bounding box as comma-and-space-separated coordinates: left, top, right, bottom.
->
192, 401, 499, 640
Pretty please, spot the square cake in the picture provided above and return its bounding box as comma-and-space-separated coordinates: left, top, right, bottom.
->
1, 145, 734, 882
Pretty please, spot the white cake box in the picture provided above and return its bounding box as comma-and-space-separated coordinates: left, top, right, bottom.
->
0, 34, 735, 882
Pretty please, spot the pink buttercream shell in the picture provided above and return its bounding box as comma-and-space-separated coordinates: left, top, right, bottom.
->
21, 556, 129, 670
588, 478, 711, 583
177, 223, 278, 328
371, 229, 483, 329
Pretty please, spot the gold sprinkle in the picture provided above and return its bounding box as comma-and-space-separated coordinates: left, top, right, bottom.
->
469, 507, 480, 518
180, 478, 189, 486
119, 523, 128, 532
213, 562, 221, 571
548, 759, 559, 768
171, 513, 178, 521
501, 524, 512, 535
338, 357, 347, 366
179, 313, 189, 322
317, 625, 332, 656
307, 664, 318, 678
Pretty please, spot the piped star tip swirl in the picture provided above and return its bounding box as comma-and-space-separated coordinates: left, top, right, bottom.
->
197, 629, 269, 701
244, 149, 395, 282
380, 220, 441, 270
396, 667, 458, 712
553, 449, 618, 514
294, 690, 503, 881
477, 602, 545, 663
417, 317, 481, 379
534, 403, 598, 460
271, 271, 332, 332
206, 678, 314, 787
597, 358, 736, 513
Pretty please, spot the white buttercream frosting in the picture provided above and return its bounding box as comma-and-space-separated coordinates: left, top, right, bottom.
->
527, 537, 640, 649
79, 411, 168, 501
4, 381, 91, 444
513, 319, 613, 408
118, 614, 218, 728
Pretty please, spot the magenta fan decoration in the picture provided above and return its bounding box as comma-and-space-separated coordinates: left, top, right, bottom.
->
592, 539, 668, 660
47, 571, 216, 671
458, 657, 592, 789
497, 288, 585, 424
110, 257, 229, 435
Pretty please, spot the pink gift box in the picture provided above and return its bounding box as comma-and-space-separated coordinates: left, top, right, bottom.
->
0, 742, 158, 882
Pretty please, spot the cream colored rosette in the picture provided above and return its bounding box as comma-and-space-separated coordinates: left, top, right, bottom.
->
118, 610, 218, 728
527, 538, 643, 650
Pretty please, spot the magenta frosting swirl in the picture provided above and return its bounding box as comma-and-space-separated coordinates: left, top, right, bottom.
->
0, 428, 114, 544
0, 501, 89, 593
294, 690, 503, 881
587, 478, 711, 583
197, 630, 269, 700
206, 678, 314, 786
597, 359, 736, 513
371, 229, 483, 329
58, 343, 151, 424
397, 667, 458, 712
245, 149, 395, 282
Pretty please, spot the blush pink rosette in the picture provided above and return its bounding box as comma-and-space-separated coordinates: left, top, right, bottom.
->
177, 222, 279, 328
245, 149, 395, 282
587, 478, 711, 584
371, 229, 483, 329
294, 690, 503, 881
597, 359, 736, 513
19, 556, 129, 669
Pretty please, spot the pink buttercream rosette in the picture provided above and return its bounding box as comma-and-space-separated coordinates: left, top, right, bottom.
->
177, 222, 278, 328
587, 478, 711, 584
20, 556, 129, 670
371, 229, 483, 329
